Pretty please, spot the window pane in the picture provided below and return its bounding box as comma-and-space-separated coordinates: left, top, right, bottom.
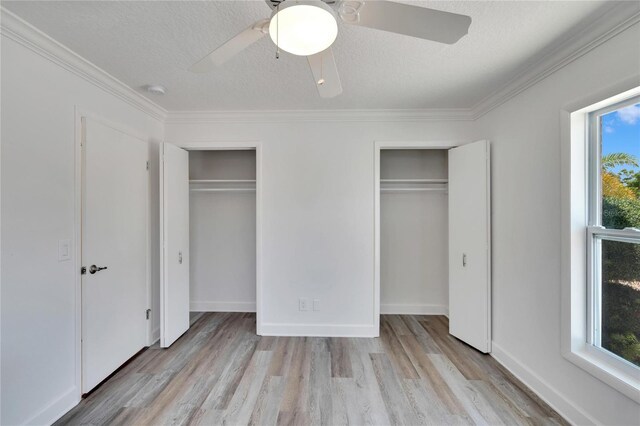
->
600, 239, 640, 366
601, 103, 640, 229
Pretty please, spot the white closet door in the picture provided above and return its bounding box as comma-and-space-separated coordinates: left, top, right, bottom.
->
448, 140, 491, 353
82, 118, 148, 392
160, 143, 190, 347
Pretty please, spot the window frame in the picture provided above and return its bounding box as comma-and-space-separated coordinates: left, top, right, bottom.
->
586, 97, 640, 361
561, 85, 640, 404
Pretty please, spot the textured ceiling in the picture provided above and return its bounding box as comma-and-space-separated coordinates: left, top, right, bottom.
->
4, 0, 611, 110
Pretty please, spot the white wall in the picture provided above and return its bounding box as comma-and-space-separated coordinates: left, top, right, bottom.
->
475, 21, 640, 426
165, 120, 476, 335
0, 33, 164, 425
380, 192, 448, 312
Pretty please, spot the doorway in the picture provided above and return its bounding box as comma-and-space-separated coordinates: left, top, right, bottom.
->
374, 140, 491, 353
160, 142, 263, 347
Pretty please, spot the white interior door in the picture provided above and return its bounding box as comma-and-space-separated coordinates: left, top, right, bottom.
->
448, 140, 491, 353
160, 143, 190, 347
82, 118, 149, 392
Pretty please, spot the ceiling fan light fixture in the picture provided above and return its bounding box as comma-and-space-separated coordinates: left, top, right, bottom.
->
269, 1, 338, 56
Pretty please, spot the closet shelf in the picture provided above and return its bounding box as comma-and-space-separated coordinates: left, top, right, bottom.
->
189, 179, 256, 193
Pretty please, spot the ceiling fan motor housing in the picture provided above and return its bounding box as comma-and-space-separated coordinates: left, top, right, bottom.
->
265, 0, 337, 11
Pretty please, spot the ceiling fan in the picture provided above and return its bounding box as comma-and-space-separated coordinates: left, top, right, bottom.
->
190, 0, 472, 98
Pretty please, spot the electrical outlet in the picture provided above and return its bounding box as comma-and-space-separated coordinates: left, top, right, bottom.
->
299, 297, 309, 311
313, 299, 320, 311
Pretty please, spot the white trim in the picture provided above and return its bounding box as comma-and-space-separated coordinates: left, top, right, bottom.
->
485, 141, 493, 353
374, 140, 462, 150
260, 323, 377, 337
170, 139, 263, 150
380, 303, 448, 316
471, 2, 640, 119
21, 387, 79, 426
374, 140, 460, 338
145, 139, 153, 347
165, 108, 474, 124
159, 142, 166, 348
190, 301, 256, 312
168, 140, 264, 335
73, 107, 84, 415
491, 343, 597, 426
561, 83, 640, 404
0, 8, 167, 122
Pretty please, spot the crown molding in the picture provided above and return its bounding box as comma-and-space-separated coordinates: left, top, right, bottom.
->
470, 1, 640, 120
164, 108, 475, 124
0, 7, 167, 122
2, 2, 638, 126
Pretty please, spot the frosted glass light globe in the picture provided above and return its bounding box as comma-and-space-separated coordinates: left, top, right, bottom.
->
269, 1, 338, 56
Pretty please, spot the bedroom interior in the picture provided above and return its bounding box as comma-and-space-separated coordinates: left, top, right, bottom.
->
1, 1, 639, 425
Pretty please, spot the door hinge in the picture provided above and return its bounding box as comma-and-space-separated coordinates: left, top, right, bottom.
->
146, 161, 149, 170
146, 309, 151, 320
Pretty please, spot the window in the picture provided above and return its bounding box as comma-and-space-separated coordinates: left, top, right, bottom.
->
587, 96, 640, 369
563, 87, 640, 402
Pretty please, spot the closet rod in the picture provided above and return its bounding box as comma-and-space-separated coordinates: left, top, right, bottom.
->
380, 178, 448, 183
189, 179, 256, 183
190, 188, 256, 192
380, 188, 447, 192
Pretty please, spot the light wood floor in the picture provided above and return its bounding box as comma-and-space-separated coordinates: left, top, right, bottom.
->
56, 313, 566, 425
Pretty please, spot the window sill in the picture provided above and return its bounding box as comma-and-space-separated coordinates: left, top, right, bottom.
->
563, 344, 640, 404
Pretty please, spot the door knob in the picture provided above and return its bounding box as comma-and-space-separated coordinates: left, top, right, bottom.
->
89, 265, 108, 274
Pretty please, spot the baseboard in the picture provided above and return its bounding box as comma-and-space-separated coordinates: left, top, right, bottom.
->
190, 301, 256, 312
21, 386, 79, 426
260, 322, 378, 337
491, 342, 599, 425
380, 303, 448, 315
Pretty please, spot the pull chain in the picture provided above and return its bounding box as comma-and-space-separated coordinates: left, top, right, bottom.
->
275, 4, 280, 59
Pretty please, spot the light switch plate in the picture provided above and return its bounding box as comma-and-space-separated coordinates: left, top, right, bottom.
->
58, 239, 71, 262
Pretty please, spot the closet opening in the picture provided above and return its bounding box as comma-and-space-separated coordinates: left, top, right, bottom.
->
161, 142, 263, 347
379, 149, 449, 316
188, 149, 257, 317
374, 140, 491, 352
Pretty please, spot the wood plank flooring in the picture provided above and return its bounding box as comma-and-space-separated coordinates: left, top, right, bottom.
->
56, 313, 567, 426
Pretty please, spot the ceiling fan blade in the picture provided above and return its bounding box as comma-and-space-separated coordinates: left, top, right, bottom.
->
189, 19, 270, 72
338, 1, 471, 44
308, 48, 342, 99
